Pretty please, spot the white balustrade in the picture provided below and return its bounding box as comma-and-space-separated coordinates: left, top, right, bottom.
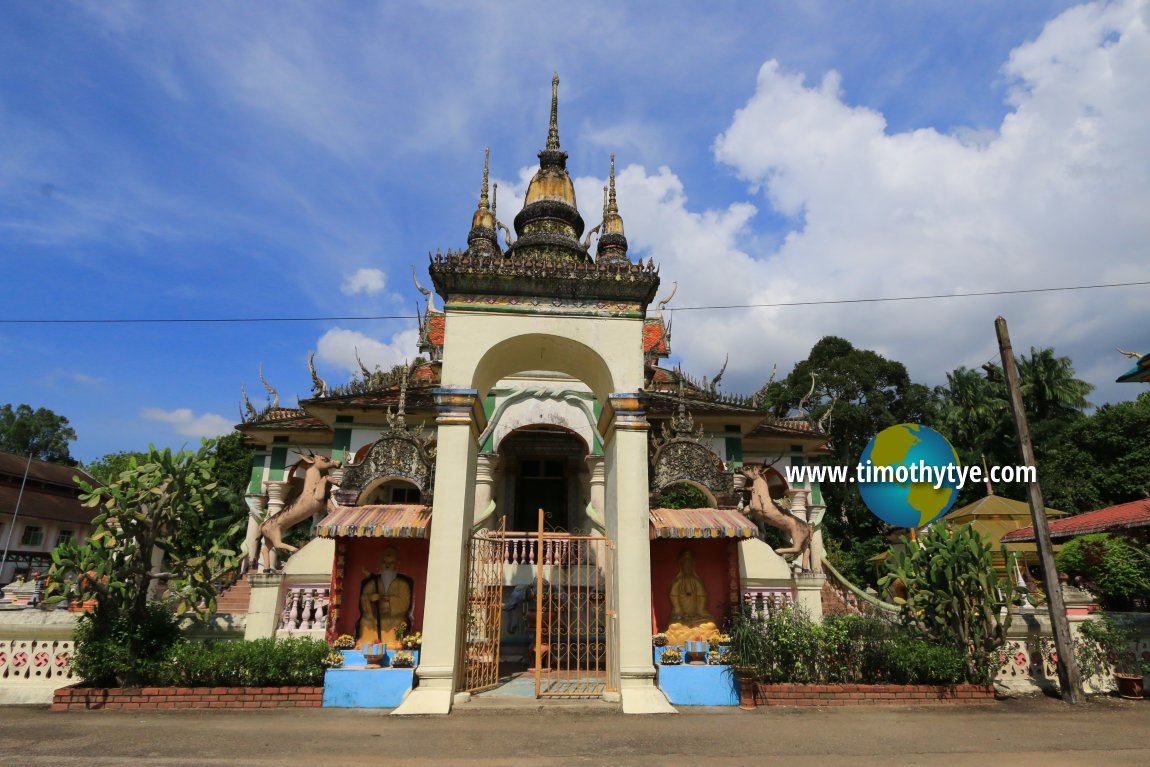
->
276, 585, 330, 634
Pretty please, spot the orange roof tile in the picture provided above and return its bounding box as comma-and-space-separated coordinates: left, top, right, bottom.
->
426, 313, 445, 347
643, 319, 669, 355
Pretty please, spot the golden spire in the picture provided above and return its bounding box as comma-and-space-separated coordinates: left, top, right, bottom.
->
607, 153, 618, 214
546, 72, 561, 150
596, 153, 629, 263
478, 146, 490, 211
468, 147, 500, 255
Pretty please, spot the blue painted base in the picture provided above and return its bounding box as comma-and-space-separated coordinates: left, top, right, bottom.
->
657, 664, 739, 706
323, 667, 414, 708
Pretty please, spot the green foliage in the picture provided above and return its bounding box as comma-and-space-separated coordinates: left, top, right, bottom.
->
0, 403, 77, 465
85, 451, 150, 485
73, 602, 182, 688
762, 336, 940, 543
1077, 612, 1150, 677
1040, 392, 1150, 513
824, 534, 890, 590
730, 604, 967, 685
158, 637, 329, 687
654, 483, 711, 509
879, 523, 1015, 683
44, 440, 242, 686
726, 603, 770, 678
1056, 533, 1150, 611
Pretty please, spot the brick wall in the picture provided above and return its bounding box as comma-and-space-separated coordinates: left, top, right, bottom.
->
754, 683, 995, 706
51, 686, 323, 711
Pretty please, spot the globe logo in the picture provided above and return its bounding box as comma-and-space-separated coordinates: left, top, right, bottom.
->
856, 424, 961, 528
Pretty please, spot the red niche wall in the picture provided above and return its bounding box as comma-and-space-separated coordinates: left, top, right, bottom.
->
335, 538, 429, 639
650, 539, 733, 632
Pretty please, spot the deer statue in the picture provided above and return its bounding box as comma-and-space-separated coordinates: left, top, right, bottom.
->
738, 464, 811, 562
253, 452, 342, 570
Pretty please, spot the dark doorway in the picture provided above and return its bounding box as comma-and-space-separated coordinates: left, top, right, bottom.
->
498, 427, 587, 532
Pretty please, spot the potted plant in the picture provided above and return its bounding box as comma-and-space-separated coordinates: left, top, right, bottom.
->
391, 650, 416, 668
333, 634, 356, 649
1079, 613, 1150, 700
726, 604, 767, 710
652, 632, 668, 663
322, 651, 345, 669
659, 648, 683, 665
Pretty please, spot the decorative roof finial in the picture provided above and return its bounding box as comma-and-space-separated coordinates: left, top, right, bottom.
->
601, 185, 608, 218
546, 72, 561, 150
607, 153, 618, 214
479, 146, 490, 211
492, 182, 498, 215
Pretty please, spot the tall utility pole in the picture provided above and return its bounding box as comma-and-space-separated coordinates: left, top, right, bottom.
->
995, 316, 1083, 704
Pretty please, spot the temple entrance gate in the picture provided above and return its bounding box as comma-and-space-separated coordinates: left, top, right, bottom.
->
460, 519, 506, 694
532, 510, 617, 698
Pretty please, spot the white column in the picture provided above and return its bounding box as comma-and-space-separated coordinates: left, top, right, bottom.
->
585, 455, 606, 531
261, 481, 291, 571
473, 453, 500, 529
604, 393, 676, 714
244, 572, 285, 639
243, 493, 268, 573
793, 572, 826, 623
393, 389, 481, 716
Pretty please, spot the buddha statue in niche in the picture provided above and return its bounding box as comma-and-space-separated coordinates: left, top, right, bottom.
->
665, 549, 719, 646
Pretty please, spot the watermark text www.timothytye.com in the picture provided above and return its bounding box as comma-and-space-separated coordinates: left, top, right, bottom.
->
785, 462, 1036, 490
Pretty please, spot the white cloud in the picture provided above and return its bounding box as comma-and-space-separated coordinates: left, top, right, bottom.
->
316, 327, 420, 375
141, 407, 233, 438
340, 267, 387, 296
515, 0, 1150, 401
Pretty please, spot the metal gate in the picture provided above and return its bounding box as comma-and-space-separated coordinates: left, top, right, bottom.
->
460, 518, 506, 694
533, 509, 616, 697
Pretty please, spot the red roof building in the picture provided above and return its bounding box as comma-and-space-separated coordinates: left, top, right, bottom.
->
0, 451, 99, 586
1001, 498, 1150, 543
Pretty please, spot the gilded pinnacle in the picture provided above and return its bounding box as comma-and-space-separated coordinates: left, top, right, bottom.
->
546, 72, 561, 150
479, 147, 490, 211
608, 153, 618, 214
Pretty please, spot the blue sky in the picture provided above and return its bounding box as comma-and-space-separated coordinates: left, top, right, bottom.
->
2, 1, 1148, 463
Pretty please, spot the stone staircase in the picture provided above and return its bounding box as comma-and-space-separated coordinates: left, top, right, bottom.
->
213, 576, 251, 615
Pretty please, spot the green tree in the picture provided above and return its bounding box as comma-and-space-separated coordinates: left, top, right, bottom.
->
1039, 392, 1150, 513
935, 348, 1093, 506
763, 336, 940, 583
0, 403, 77, 465
85, 451, 149, 485
45, 441, 242, 686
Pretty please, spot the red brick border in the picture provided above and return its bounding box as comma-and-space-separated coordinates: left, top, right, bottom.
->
754, 683, 995, 706
51, 685, 324, 711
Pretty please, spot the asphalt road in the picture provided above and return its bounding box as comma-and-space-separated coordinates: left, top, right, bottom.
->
2, 696, 1147, 767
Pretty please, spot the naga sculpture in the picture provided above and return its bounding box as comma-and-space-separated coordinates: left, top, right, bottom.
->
738, 464, 811, 559
253, 451, 342, 569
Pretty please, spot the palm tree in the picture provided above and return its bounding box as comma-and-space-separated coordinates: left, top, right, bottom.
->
1018, 347, 1093, 421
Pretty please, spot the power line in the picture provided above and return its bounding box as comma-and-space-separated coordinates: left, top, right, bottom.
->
2, 279, 1148, 325
670, 279, 1150, 311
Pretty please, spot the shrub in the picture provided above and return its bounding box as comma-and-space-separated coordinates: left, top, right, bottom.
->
73, 602, 182, 688
158, 637, 329, 687
880, 523, 1016, 683
733, 603, 972, 686
1056, 533, 1150, 611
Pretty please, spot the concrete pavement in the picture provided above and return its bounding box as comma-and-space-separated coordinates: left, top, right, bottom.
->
1, 695, 1147, 766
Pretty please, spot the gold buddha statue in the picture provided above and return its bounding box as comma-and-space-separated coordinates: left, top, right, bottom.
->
355, 546, 414, 650
665, 550, 719, 646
